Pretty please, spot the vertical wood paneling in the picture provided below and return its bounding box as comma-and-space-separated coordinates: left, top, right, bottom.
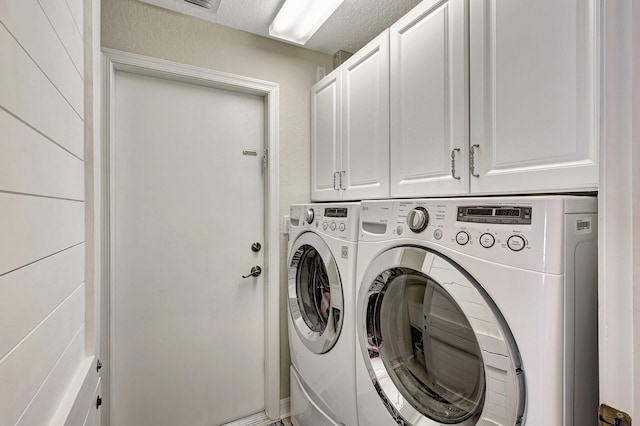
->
0, 194, 84, 276
0, 24, 84, 159
0, 244, 84, 360
14, 326, 85, 426
37, 0, 83, 73
0, 110, 84, 200
0, 0, 84, 116
0, 285, 85, 426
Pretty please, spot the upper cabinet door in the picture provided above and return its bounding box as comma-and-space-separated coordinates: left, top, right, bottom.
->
469, 0, 601, 195
390, 0, 469, 198
341, 30, 390, 200
311, 69, 342, 201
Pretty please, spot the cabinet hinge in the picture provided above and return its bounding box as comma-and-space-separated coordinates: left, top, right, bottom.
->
262, 149, 268, 170
600, 404, 631, 426
96, 359, 102, 373
96, 395, 103, 409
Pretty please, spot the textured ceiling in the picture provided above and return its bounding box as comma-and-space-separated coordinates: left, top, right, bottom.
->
137, 0, 423, 55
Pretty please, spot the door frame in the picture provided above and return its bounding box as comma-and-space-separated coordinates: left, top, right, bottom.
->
100, 48, 280, 423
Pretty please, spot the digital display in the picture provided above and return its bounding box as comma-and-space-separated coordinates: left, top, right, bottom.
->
325, 207, 348, 218
466, 208, 494, 216
457, 205, 532, 225
496, 208, 521, 217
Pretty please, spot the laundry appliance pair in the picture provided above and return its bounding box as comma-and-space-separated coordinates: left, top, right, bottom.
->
287, 196, 598, 426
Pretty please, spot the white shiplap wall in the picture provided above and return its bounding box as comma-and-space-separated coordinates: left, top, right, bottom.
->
0, 0, 98, 424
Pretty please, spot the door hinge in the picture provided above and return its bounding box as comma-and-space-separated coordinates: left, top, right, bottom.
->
96, 359, 102, 373
262, 149, 268, 170
600, 404, 631, 426
96, 395, 103, 409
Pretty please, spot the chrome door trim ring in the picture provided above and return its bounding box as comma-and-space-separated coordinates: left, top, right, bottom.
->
288, 232, 344, 354
357, 245, 526, 426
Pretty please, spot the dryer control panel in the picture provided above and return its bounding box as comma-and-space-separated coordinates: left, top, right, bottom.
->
360, 196, 596, 274
290, 203, 359, 242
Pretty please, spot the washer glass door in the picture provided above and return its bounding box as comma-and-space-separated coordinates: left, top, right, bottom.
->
289, 232, 344, 354
359, 246, 525, 425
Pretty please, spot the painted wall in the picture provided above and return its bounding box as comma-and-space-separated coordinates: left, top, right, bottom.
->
0, 0, 99, 424
101, 0, 333, 401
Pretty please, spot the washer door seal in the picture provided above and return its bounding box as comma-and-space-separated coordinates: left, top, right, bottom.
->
288, 232, 344, 354
358, 246, 525, 425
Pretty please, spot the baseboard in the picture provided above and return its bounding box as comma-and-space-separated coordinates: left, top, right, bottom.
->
222, 398, 291, 426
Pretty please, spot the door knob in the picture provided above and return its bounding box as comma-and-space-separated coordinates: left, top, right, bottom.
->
242, 266, 262, 278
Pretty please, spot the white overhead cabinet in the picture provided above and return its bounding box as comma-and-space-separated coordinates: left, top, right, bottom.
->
311, 70, 342, 201
389, 0, 600, 198
468, 0, 600, 194
390, 0, 469, 197
311, 30, 390, 201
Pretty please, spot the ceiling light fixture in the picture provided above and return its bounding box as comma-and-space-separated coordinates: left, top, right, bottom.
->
184, 0, 214, 9
269, 0, 344, 45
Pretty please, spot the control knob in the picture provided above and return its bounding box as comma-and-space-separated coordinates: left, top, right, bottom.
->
406, 207, 429, 233
304, 208, 315, 224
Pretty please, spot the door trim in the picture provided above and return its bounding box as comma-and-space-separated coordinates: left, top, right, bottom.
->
100, 48, 280, 423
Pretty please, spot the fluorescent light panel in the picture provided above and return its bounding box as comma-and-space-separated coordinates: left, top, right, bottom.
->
269, 0, 344, 45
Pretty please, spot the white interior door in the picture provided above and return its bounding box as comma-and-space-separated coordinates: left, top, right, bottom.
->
111, 69, 266, 426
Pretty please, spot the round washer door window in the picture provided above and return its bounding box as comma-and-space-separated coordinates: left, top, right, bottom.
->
359, 246, 525, 425
288, 232, 343, 354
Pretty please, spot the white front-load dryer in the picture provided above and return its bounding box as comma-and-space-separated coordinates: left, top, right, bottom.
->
287, 203, 360, 426
355, 196, 598, 426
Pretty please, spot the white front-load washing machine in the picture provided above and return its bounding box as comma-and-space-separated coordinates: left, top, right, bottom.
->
288, 203, 360, 426
355, 196, 598, 426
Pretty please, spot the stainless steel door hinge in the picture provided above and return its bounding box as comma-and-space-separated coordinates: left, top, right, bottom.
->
600, 404, 631, 426
262, 149, 268, 170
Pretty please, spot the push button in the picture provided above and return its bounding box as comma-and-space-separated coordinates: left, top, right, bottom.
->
322, 222, 328, 230
456, 231, 470, 245
330, 222, 337, 231
507, 235, 526, 251
339, 223, 346, 232
479, 233, 495, 248
433, 229, 443, 240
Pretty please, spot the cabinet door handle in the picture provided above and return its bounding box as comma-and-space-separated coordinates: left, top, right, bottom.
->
339, 171, 346, 190
333, 172, 340, 190
450, 148, 461, 180
470, 144, 480, 178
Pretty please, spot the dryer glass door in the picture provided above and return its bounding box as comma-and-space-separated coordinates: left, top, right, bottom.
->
289, 232, 344, 354
359, 246, 525, 425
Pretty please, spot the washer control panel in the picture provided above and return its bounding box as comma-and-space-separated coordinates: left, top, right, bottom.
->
359, 198, 556, 271
452, 208, 531, 252
290, 204, 360, 242
360, 196, 597, 273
